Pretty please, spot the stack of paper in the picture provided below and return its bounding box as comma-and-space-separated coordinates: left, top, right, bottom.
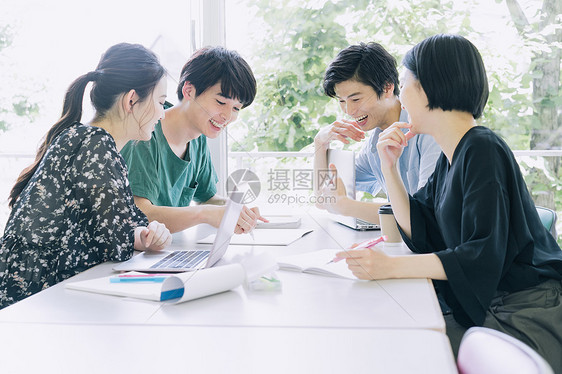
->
256, 216, 302, 229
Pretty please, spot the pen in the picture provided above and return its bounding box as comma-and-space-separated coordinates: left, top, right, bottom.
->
116, 273, 170, 278
357, 235, 388, 249
110, 276, 168, 283
327, 235, 388, 264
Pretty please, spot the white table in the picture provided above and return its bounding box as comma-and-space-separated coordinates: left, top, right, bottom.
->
0, 322, 457, 374
0, 212, 454, 373
0, 214, 444, 331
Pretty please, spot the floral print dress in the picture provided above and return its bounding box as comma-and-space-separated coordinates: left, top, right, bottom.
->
0, 123, 148, 309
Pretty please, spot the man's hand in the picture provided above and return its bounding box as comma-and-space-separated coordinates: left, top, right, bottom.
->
234, 206, 268, 234
314, 119, 365, 150
315, 163, 350, 215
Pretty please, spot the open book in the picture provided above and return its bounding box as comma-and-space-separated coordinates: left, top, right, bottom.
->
277, 249, 356, 280
65, 263, 246, 303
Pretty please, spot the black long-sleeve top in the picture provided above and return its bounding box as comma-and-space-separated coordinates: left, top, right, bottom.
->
401, 126, 562, 327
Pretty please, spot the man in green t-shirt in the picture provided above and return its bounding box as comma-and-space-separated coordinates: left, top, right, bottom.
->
121, 46, 265, 233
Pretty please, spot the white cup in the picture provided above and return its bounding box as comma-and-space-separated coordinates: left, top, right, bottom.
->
378, 204, 402, 245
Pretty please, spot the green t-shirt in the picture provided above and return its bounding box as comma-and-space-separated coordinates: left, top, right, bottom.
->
121, 122, 218, 207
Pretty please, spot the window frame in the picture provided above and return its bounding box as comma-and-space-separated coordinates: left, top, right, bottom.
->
192, 0, 228, 196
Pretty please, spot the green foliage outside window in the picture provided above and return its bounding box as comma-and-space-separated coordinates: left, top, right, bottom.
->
0, 24, 39, 132
229, 0, 561, 243
234, 0, 560, 153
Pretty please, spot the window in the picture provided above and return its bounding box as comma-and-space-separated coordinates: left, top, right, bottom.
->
1, 0, 560, 241
223, 0, 561, 239
225, 0, 561, 153
0, 0, 194, 229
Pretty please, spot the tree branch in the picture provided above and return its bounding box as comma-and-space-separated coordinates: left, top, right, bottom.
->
505, 0, 530, 35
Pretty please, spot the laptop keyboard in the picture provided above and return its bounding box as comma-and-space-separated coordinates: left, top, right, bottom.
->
357, 218, 376, 227
150, 250, 209, 270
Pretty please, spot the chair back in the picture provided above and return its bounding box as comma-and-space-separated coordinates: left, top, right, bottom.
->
536, 206, 558, 239
457, 327, 554, 374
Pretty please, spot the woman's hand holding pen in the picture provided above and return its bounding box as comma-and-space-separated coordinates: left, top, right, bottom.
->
334, 236, 392, 280
335, 246, 394, 280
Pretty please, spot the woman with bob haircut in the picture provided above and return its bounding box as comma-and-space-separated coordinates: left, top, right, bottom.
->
0, 43, 173, 309
336, 34, 562, 369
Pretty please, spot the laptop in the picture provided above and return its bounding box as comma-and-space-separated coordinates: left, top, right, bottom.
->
113, 196, 243, 272
326, 148, 379, 231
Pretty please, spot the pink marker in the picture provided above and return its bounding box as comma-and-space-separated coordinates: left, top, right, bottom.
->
328, 235, 388, 264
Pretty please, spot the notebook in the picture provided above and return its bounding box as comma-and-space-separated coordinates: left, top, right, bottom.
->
326, 149, 379, 231
67, 264, 246, 303
276, 249, 356, 280
113, 197, 242, 272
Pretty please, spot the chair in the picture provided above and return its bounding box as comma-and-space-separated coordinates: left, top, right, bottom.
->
457, 327, 554, 374
536, 206, 558, 239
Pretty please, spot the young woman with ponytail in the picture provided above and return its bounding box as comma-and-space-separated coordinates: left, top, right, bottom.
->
0, 43, 172, 309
